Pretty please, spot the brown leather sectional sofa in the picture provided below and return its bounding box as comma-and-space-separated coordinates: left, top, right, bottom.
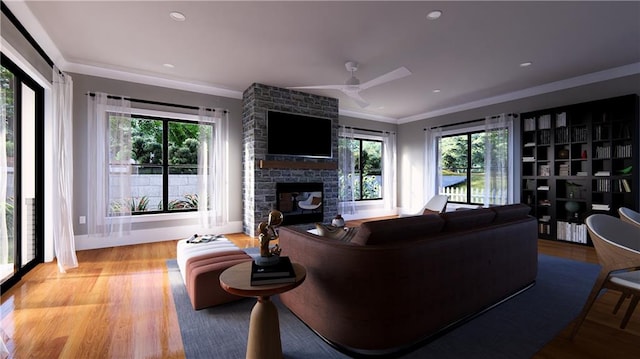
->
278, 203, 538, 356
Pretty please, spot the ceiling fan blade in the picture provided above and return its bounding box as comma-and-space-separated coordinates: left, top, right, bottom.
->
287, 84, 347, 90
359, 66, 412, 90
343, 90, 370, 108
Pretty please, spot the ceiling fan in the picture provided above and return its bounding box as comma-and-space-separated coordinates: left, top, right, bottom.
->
288, 61, 412, 108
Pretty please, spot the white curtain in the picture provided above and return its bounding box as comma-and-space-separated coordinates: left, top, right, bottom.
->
87, 92, 132, 237
0, 77, 8, 266
198, 107, 229, 227
424, 127, 443, 201
338, 125, 356, 215
52, 67, 78, 272
484, 113, 515, 206
382, 131, 397, 211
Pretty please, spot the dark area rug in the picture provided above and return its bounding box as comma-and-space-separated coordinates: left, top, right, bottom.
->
168, 254, 599, 358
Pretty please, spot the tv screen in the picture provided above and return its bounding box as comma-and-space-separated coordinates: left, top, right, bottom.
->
267, 110, 333, 158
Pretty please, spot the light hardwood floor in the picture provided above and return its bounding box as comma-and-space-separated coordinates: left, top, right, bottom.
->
1, 224, 639, 358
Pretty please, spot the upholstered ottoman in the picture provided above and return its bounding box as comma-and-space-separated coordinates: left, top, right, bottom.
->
177, 236, 253, 310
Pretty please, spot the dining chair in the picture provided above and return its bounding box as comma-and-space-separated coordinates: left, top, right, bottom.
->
420, 194, 449, 214
619, 207, 640, 229
613, 207, 640, 325
570, 214, 640, 338
298, 191, 322, 212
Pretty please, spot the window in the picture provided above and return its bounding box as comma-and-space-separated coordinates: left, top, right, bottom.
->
338, 136, 383, 201
108, 113, 212, 215
439, 127, 509, 205
1, 54, 44, 290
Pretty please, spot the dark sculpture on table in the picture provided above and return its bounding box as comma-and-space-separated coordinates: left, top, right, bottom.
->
256, 210, 283, 266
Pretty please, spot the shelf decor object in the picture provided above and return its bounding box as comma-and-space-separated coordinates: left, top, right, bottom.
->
565, 200, 580, 219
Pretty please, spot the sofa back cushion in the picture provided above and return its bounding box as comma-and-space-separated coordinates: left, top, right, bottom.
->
491, 203, 531, 223
351, 214, 445, 246
314, 223, 359, 242
441, 208, 496, 232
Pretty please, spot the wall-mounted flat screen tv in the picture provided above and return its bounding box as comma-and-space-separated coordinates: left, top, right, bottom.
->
267, 110, 333, 158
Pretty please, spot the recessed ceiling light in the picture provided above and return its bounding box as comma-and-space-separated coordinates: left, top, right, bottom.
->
163, 63, 175, 68
520, 62, 532, 67
426, 10, 442, 20
433, 89, 441, 93
170, 11, 186, 21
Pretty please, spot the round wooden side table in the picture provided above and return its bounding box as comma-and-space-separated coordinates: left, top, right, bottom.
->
219, 260, 306, 359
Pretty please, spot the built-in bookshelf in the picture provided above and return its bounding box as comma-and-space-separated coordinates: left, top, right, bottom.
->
520, 94, 639, 246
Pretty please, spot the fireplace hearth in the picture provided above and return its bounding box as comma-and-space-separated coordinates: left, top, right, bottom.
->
276, 182, 323, 225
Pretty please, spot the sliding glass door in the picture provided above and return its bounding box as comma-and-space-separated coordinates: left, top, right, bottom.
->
1, 54, 44, 290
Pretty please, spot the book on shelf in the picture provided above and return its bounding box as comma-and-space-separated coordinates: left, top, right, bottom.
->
556, 221, 587, 244
576, 171, 588, 176
558, 164, 569, 176
594, 171, 610, 177
595, 179, 610, 192
538, 222, 551, 235
537, 114, 551, 129
621, 179, 631, 192
592, 204, 610, 211
537, 185, 549, 190
555, 112, 567, 127
522, 156, 535, 162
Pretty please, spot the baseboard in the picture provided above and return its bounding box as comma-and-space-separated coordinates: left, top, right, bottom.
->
73, 220, 244, 250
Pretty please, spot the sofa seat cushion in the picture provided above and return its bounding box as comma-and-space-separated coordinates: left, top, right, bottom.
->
441, 208, 496, 232
352, 214, 445, 245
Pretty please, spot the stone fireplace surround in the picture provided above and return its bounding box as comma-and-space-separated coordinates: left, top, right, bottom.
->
242, 83, 339, 237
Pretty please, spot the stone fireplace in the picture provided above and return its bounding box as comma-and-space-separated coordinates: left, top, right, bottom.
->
242, 83, 339, 236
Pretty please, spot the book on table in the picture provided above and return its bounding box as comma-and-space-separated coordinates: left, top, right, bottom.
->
250, 256, 296, 286
250, 274, 296, 286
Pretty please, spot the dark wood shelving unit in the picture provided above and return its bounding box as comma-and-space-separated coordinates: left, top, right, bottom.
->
520, 94, 639, 246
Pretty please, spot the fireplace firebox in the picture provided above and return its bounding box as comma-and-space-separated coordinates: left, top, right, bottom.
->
276, 182, 323, 225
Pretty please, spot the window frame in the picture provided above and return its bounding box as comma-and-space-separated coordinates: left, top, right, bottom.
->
439, 130, 484, 205
340, 134, 384, 202
438, 125, 510, 206
106, 108, 211, 216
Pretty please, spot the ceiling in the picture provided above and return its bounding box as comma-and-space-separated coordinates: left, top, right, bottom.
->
6, 1, 640, 123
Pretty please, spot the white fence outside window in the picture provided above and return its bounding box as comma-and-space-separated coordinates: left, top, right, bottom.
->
439, 186, 506, 205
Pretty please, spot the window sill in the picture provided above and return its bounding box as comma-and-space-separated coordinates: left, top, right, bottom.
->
120, 211, 200, 224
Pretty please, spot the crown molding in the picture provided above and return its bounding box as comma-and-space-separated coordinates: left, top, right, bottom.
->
398, 62, 640, 124
338, 108, 398, 123
63, 61, 243, 100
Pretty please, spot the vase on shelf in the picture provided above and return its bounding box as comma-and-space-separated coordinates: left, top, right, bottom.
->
565, 200, 580, 220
